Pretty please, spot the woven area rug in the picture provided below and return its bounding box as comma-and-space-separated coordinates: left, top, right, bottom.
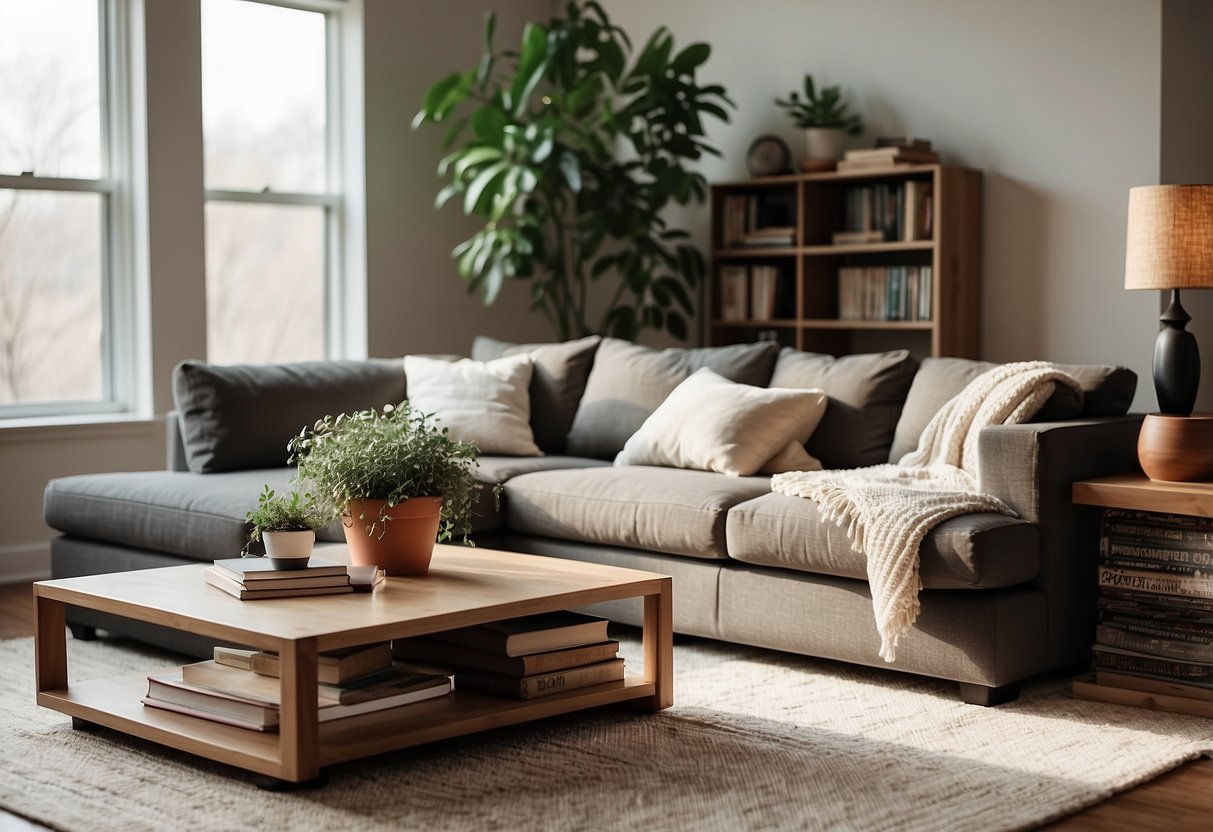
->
1, 634, 1209, 832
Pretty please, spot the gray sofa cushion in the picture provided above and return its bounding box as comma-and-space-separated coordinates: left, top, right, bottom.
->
888, 358, 1137, 462
769, 348, 919, 469
470, 455, 610, 533
470, 335, 601, 455
172, 359, 407, 473
726, 491, 1039, 589
564, 338, 780, 459
504, 467, 772, 559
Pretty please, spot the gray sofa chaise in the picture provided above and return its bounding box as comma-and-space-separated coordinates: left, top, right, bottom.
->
43, 337, 1142, 704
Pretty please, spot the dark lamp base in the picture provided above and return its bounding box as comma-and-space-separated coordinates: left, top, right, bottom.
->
1137, 413, 1213, 482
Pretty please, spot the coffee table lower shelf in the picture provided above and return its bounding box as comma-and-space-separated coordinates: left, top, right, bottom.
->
39, 671, 657, 775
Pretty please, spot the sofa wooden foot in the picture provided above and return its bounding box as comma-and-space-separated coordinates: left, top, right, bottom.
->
69, 624, 98, 641
958, 681, 1020, 706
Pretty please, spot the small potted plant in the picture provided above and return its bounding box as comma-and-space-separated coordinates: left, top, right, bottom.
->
244, 485, 334, 569
289, 402, 481, 576
775, 73, 864, 163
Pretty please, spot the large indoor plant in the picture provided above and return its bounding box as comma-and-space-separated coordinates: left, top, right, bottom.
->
288, 403, 481, 575
413, 1, 733, 342
775, 73, 863, 162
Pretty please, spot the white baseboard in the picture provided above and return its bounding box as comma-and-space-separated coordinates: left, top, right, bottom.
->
0, 542, 52, 584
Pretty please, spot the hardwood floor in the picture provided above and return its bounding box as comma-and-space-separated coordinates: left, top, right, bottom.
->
1, 581, 1209, 830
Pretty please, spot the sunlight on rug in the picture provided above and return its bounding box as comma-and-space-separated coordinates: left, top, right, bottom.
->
1, 634, 1209, 832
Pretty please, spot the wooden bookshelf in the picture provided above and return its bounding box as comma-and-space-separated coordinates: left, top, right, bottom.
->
708, 164, 982, 358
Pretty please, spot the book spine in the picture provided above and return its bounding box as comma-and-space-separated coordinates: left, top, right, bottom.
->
1092, 648, 1213, 683
1100, 554, 1211, 576
1100, 587, 1213, 613
1097, 566, 1213, 599
1099, 612, 1213, 642
1096, 669, 1213, 701
1100, 537, 1213, 567
1101, 508, 1213, 536
456, 659, 624, 700
1095, 624, 1213, 663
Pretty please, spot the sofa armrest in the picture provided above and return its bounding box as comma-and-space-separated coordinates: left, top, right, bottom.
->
977, 415, 1143, 668
165, 410, 189, 472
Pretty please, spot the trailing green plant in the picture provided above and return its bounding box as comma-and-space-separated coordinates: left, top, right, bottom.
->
775, 74, 863, 134
288, 402, 481, 544
413, 1, 733, 342
242, 485, 334, 556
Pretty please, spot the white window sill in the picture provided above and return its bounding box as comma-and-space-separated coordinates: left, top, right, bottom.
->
0, 413, 161, 443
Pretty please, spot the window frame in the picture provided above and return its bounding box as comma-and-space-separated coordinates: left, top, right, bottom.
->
0, 0, 135, 419
201, 0, 347, 364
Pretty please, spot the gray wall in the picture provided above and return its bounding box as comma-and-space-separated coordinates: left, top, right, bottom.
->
0, 0, 1195, 581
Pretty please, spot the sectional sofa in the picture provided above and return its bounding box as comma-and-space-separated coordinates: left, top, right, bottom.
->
43, 337, 1142, 704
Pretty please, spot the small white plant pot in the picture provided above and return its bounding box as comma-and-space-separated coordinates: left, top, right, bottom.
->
804, 127, 845, 161
263, 529, 316, 570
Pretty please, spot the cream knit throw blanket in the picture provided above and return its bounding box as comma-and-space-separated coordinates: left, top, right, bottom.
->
770, 361, 1082, 662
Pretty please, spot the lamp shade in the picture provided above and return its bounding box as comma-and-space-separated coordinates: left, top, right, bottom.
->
1124, 184, 1213, 290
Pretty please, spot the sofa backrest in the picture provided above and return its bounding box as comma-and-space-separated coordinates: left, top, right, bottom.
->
172, 359, 407, 473
887, 357, 1138, 463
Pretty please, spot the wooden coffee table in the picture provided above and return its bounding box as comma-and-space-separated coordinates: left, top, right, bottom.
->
33, 544, 673, 785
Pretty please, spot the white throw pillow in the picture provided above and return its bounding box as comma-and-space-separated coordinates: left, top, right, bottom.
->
403, 353, 542, 456
614, 369, 827, 476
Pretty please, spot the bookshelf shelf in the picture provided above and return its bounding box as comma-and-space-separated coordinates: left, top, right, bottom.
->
709, 163, 982, 358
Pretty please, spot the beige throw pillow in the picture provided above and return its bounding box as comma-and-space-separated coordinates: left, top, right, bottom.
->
403, 354, 541, 457
614, 369, 827, 476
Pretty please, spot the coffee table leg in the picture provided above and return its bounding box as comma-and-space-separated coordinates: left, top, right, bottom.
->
34, 593, 68, 693
278, 638, 320, 782
639, 577, 673, 711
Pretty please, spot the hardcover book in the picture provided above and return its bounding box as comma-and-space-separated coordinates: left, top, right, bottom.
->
454, 657, 625, 700
393, 636, 620, 677
431, 611, 611, 657
250, 642, 394, 684
212, 557, 349, 582
204, 567, 354, 600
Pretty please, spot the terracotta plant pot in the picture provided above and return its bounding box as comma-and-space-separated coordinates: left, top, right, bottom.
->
343, 496, 444, 576
262, 529, 315, 570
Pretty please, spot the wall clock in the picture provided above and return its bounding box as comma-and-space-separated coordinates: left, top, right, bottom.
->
746, 134, 792, 177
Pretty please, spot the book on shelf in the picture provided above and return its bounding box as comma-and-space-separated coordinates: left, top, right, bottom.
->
842, 145, 941, 165
719, 265, 748, 321
1071, 674, 1212, 718
1094, 623, 1213, 663
212, 557, 349, 582
831, 230, 884, 245
454, 657, 626, 700
249, 642, 394, 684
1097, 565, 1213, 600
213, 646, 258, 670
1091, 644, 1213, 685
1100, 538, 1213, 569
841, 182, 932, 243
1101, 554, 1209, 576
393, 635, 620, 677
204, 566, 355, 600
1095, 669, 1213, 702
750, 265, 778, 320
172, 660, 452, 714
875, 135, 933, 151
1101, 507, 1213, 537
1100, 587, 1213, 616
720, 192, 794, 248
1099, 610, 1213, 641
430, 610, 610, 657
837, 265, 932, 322
144, 671, 279, 731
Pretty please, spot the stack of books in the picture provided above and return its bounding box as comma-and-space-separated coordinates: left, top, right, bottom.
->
834, 180, 933, 245
1071, 508, 1213, 717
836, 137, 940, 172
720, 193, 795, 248
142, 642, 452, 731
837, 265, 933, 322
204, 558, 385, 600
393, 611, 623, 700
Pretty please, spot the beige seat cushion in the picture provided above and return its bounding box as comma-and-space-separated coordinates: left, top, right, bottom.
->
504, 467, 772, 559
726, 491, 1040, 589
468, 455, 610, 534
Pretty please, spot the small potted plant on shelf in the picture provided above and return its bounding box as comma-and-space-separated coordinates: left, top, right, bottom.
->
289, 402, 481, 576
775, 73, 864, 165
243, 485, 334, 569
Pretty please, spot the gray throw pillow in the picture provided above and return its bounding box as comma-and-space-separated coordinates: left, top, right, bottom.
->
564, 338, 780, 460
172, 359, 407, 473
770, 348, 919, 469
471, 335, 601, 454
887, 358, 1137, 463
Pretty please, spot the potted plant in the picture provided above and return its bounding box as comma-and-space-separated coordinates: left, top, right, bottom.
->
243, 485, 334, 569
775, 73, 864, 163
413, 2, 733, 342
288, 402, 481, 576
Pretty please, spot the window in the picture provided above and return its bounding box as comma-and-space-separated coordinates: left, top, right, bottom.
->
201, 0, 340, 364
0, 0, 131, 416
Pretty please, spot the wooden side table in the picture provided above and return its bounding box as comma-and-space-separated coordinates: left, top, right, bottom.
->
1070, 474, 1213, 718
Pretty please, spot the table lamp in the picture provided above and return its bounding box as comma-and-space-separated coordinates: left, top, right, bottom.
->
1124, 184, 1213, 482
